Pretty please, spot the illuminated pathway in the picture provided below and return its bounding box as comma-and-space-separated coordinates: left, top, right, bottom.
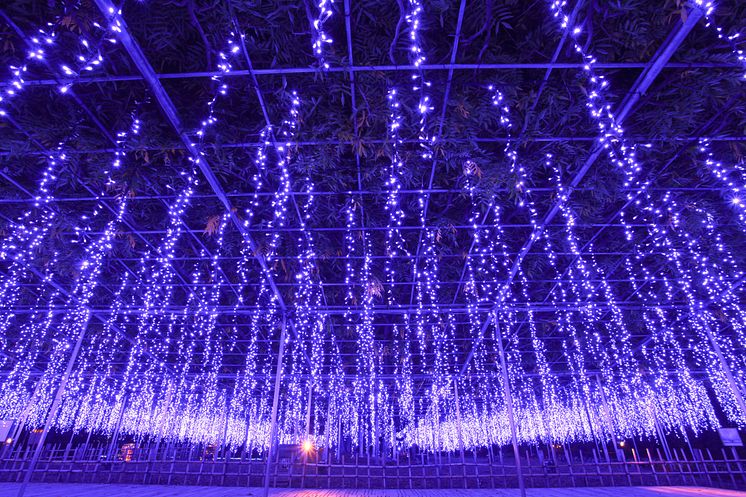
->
0, 486, 745, 497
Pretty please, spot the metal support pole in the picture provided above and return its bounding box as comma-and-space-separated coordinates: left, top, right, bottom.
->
17, 314, 91, 497
582, 400, 606, 461
9, 379, 46, 446
157, 381, 174, 441
653, 411, 673, 461
303, 383, 313, 462
390, 414, 396, 461
703, 322, 746, 417
494, 315, 526, 497
595, 375, 614, 463
263, 317, 288, 497
241, 413, 251, 458
323, 398, 332, 463
454, 381, 465, 464
305, 385, 313, 437
220, 409, 230, 460
82, 429, 93, 458
336, 415, 342, 463
372, 383, 379, 459
107, 394, 128, 460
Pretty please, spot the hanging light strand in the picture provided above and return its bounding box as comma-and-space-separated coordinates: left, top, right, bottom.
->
310, 0, 335, 69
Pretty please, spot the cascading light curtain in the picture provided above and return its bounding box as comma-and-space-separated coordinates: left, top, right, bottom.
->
0, 0, 744, 455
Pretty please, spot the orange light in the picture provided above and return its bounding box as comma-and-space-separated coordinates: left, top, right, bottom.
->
121, 442, 135, 462
302, 440, 314, 452
4, 438, 12, 444
619, 441, 625, 447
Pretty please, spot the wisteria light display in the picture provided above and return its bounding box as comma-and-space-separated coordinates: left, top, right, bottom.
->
0, 0, 745, 461
544, 0, 745, 428
516, 2, 736, 431
53, 109, 144, 433
0, 15, 116, 431
405, 0, 434, 160
401, 0, 457, 440
0, 15, 111, 356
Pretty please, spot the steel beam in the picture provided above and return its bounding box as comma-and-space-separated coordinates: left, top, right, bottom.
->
2, 135, 744, 159
4, 61, 739, 88
1, 301, 710, 316
38, 221, 736, 237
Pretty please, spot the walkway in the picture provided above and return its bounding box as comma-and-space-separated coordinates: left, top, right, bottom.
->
0, 485, 745, 497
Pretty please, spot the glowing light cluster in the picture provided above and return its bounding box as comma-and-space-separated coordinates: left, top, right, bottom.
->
692, 0, 745, 79
405, 0, 434, 160
310, 0, 335, 69
0, 30, 54, 117
698, 138, 746, 228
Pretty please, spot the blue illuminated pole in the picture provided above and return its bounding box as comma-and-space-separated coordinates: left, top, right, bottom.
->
702, 321, 746, 417
454, 381, 465, 464
9, 379, 46, 446
17, 313, 91, 497
107, 393, 128, 460
323, 399, 332, 463
264, 316, 288, 497
494, 314, 525, 497
653, 412, 672, 461
304, 384, 312, 449
594, 374, 616, 462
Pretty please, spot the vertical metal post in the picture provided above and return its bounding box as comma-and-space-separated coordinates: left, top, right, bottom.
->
454, 379, 467, 488
390, 414, 396, 462
263, 316, 288, 497
373, 383, 379, 459
359, 423, 364, 457
595, 375, 614, 463
429, 406, 438, 462
157, 380, 174, 441
494, 315, 526, 497
653, 412, 672, 461
107, 393, 128, 460
243, 422, 251, 459
82, 429, 93, 460
10, 379, 46, 446
582, 400, 606, 461
304, 384, 313, 437
702, 321, 746, 416
17, 313, 91, 497
337, 414, 342, 463
453, 380, 465, 464
220, 408, 230, 461
323, 397, 332, 463
303, 383, 313, 463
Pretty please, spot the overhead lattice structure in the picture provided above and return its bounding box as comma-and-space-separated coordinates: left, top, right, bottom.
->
0, 0, 745, 455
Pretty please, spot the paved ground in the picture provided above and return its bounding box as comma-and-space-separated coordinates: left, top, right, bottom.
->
0, 486, 745, 497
